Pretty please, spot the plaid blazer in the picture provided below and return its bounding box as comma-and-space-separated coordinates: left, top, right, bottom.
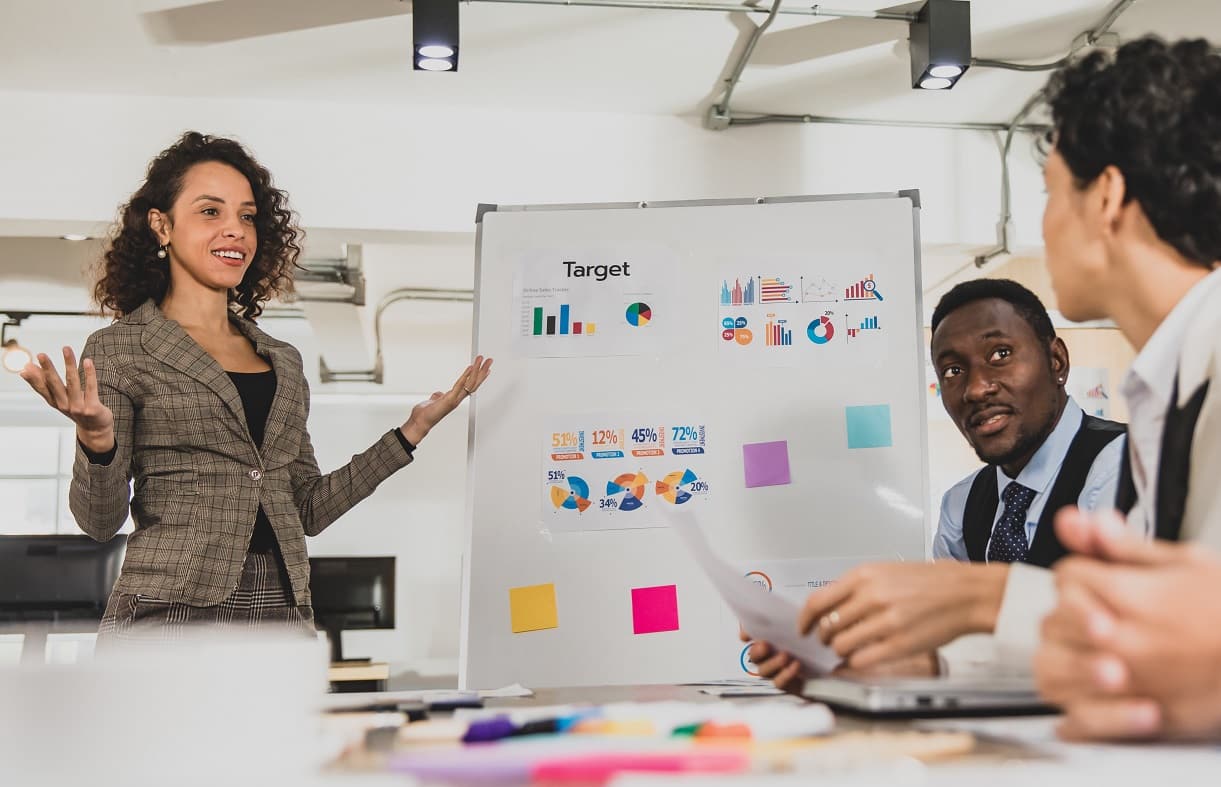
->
70, 299, 412, 606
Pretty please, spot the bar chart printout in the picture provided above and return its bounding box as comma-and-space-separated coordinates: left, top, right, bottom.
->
527, 302, 596, 336
720, 277, 756, 306
846, 315, 879, 339
764, 317, 792, 347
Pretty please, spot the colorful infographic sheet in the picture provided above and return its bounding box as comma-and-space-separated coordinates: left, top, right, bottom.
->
512, 244, 674, 358
542, 415, 713, 532
1066, 367, 1112, 418
718, 262, 890, 367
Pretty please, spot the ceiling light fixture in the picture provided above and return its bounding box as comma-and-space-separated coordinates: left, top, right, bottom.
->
928, 64, 964, 78
1, 317, 32, 374
910, 0, 971, 90
417, 58, 454, 71
413, 0, 459, 72
418, 45, 454, 59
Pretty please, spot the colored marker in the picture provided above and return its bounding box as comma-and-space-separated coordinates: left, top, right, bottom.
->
531, 750, 749, 782
694, 722, 752, 740
462, 715, 517, 743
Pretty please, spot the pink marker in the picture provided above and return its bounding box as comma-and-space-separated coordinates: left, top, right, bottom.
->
531, 749, 749, 784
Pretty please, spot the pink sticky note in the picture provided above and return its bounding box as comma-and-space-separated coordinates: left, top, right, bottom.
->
742, 440, 791, 488
631, 585, 679, 635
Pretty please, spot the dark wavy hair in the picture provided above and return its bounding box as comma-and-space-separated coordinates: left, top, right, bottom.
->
931, 278, 1056, 361
1043, 37, 1221, 269
95, 131, 302, 320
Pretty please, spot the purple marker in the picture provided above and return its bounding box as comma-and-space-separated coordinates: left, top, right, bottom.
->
462, 715, 517, 743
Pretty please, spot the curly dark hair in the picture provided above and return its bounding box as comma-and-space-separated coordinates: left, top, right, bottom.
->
1043, 36, 1221, 269
95, 131, 302, 320
931, 278, 1056, 361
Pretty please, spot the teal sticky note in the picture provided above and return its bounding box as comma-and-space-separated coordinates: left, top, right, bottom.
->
845, 404, 892, 449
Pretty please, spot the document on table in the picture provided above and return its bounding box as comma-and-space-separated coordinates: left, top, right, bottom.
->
667, 511, 840, 676
699, 685, 786, 697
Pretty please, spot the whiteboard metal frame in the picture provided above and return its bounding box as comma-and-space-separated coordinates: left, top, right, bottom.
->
460, 191, 927, 686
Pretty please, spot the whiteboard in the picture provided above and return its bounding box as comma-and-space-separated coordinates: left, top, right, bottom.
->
460, 193, 928, 689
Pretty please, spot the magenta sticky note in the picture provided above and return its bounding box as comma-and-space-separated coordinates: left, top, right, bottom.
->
742, 440, 791, 488
631, 585, 679, 635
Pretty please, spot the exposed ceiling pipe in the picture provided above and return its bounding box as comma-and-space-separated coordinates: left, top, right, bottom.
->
471, 0, 918, 21
970, 0, 1137, 269
727, 114, 1048, 133
295, 244, 365, 305
707, 0, 785, 129
971, 0, 1135, 72
716, 0, 1140, 130
971, 88, 1045, 268
320, 287, 473, 384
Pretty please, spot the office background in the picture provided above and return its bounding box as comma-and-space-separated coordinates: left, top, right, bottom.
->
1, 0, 1201, 672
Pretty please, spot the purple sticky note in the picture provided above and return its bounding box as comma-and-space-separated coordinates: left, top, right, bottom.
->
742, 440, 791, 488
631, 585, 680, 635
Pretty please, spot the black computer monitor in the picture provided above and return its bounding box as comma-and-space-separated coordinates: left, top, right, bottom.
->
308, 556, 395, 663
0, 534, 127, 660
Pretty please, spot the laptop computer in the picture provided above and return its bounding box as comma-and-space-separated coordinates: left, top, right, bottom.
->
800, 675, 1057, 717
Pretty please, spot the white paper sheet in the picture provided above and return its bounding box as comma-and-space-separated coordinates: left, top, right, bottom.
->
699, 686, 786, 697
666, 510, 840, 675
479, 682, 536, 698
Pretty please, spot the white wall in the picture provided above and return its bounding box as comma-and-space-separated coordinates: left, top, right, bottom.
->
0, 86, 1063, 674
0, 89, 1049, 247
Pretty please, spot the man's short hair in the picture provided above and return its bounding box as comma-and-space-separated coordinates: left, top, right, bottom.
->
930, 279, 1056, 355
1044, 37, 1221, 269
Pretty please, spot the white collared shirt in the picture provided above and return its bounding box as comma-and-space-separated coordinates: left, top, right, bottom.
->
933, 398, 1125, 560
1121, 268, 1221, 533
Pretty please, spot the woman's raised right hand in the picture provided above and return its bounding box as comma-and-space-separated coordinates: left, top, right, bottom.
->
19, 347, 115, 453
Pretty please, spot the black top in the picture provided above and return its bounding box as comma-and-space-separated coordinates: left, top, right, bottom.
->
227, 369, 278, 553
962, 414, 1127, 568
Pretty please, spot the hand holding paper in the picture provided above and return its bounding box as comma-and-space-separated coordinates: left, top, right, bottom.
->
665, 510, 839, 676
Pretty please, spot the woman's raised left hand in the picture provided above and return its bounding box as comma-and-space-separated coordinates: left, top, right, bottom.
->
400, 355, 493, 445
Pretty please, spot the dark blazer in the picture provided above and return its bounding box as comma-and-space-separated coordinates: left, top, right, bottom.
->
70, 300, 412, 606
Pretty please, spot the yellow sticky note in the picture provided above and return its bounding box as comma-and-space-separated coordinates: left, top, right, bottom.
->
509, 583, 558, 633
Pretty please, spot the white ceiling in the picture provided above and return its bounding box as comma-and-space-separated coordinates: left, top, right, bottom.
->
1, 0, 1217, 121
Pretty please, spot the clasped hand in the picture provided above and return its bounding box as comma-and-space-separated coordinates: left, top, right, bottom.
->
1036, 508, 1221, 741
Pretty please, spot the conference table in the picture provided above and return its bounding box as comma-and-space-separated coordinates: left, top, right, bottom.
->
328, 681, 1103, 784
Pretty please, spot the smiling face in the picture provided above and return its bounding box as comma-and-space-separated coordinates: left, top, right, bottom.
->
148, 160, 258, 295
931, 298, 1069, 474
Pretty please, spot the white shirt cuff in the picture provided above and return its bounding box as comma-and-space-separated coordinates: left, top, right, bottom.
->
992, 562, 1057, 671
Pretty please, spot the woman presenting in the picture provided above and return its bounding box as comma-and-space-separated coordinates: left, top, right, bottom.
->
19, 131, 491, 643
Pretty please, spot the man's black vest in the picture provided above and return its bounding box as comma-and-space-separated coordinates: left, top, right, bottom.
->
1115, 376, 1210, 541
962, 414, 1127, 567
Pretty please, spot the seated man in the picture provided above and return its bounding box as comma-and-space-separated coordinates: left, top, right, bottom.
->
1030, 36, 1221, 740
746, 279, 1127, 689
930, 279, 1126, 568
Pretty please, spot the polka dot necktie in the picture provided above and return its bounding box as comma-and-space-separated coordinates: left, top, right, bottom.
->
986, 482, 1036, 564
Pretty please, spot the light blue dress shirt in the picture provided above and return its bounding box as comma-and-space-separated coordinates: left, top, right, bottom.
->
933, 397, 1126, 561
